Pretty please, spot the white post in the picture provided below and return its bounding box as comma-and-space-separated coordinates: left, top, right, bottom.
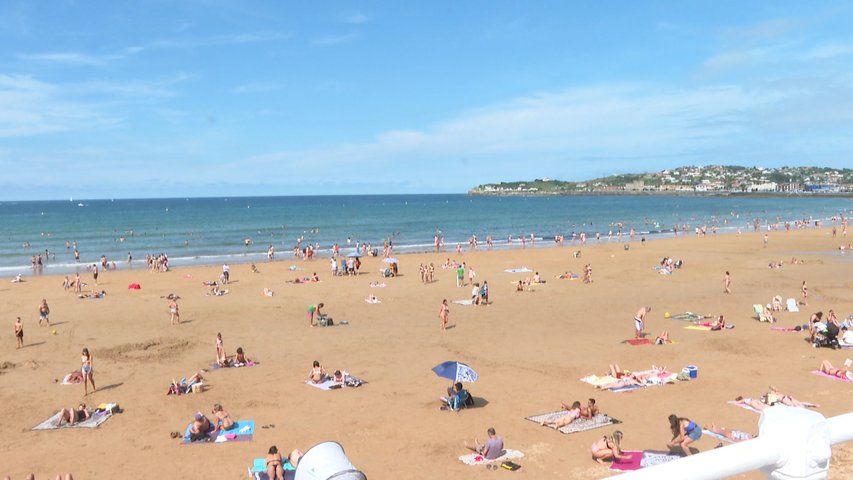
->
615, 407, 847, 480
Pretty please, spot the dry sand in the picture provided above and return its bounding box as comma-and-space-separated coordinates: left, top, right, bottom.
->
1, 229, 852, 479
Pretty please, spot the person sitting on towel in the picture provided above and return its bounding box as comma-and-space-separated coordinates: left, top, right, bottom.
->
579, 398, 599, 419
189, 412, 215, 441
212, 403, 236, 432
234, 347, 250, 365
465, 427, 504, 460
308, 360, 327, 384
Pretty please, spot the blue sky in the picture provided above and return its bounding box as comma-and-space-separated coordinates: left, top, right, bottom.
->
2, 1, 853, 199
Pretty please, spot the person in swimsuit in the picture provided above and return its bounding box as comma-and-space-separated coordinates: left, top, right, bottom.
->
590, 430, 631, 464
212, 404, 236, 432
704, 424, 755, 443
634, 306, 650, 339
168, 299, 179, 325
765, 386, 820, 408
308, 360, 326, 383
215, 333, 229, 367
38, 299, 50, 326
802, 281, 808, 306
439, 299, 449, 331
266, 445, 285, 480
234, 347, 250, 365
667, 414, 701, 456
81, 348, 96, 395
56, 403, 90, 426
541, 401, 582, 428
15, 316, 24, 349
189, 412, 215, 442
819, 359, 853, 380
579, 398, 599, 419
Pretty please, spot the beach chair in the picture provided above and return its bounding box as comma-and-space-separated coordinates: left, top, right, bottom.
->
444, 389, 471, 412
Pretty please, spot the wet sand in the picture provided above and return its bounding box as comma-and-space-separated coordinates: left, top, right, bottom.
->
1, 229, 852, 479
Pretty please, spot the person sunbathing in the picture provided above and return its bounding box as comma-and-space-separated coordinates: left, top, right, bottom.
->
655, 330, 672, 344
591, 430, 631, 464
733, 396, 768, 411
764, 386, 820, 408
189, 412, 215, 442
56, 403, 89, 426
704, 424, 755, 443
332, 370, 346, 385
579, 398, 599, 419
308, 360, 326, 383
212, 404, 236, 432
818, 360, 853, 380
266, 445, 284, 480
541, 401, 582, 428
168, 372, 203, 395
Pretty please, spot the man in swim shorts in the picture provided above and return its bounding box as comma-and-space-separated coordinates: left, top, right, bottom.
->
634, 306, 650, 339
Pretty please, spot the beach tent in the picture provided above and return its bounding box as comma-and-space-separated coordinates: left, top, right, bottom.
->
295, 441, 366, 480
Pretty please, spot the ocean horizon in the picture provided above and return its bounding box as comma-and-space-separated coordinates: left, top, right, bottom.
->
2, 194, 851, 276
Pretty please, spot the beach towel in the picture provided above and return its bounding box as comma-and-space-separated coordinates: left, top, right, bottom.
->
182, 420, 255, 444
369, 283, 386, 288
209, 361, 256, 370
685, 325, 713, 331
640, 450, 683, 468
787, 298, 800, 312
524, 412, 620, 434
127, 283, 141, 289
609, 451, 643, 471
728, 400, 763, 414
580, 374, 618, 387
670, 312, 705, 321
702, 430, 736, 444
32, 410, 112, 430
624, 338, 652, 346
452, 299, 474, 305
61, 373, 82, 385
504, 267, 532, 273
458, 449, 524, 466
364, 298, 381, 304
811, 370, 853, 382
770, 327, 802, 332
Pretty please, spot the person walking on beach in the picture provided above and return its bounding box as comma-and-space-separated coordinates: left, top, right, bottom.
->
15, 316, 24, 349
222, 263, 230, 283
169, 298, 180, 325
38, 298, 50, 327
81, 347, 96, 395
724, 271, 731, 294
801, 281, 808, 306
92, 264, 99, 286
439, 299, 449, 331
456, 263, 465, 287
307, 303, 323, 327
74, 273, 82, 294
763, 234, 769, 248
634, 306, 651, 339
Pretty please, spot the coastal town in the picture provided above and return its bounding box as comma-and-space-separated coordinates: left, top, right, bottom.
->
470, 165, 853, 195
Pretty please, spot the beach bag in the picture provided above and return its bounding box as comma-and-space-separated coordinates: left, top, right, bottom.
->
500, 461, 521, 471
465, 393, 475, 407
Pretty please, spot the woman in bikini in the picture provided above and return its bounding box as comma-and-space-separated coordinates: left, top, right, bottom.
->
266, 445, 285, 480
81, 347, 96, 395
819, 359, 853, 380
667, 414, 701, 456
212, 404, 236, 431
591, 430, 631, 464
765, 386, 820, 408
57, 403, 90, 426
541, 401, 582, 428
215, 333, 229, 367
308, 360, 326, 383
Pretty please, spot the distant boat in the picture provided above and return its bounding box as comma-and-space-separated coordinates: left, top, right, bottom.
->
77, 203, 85, 207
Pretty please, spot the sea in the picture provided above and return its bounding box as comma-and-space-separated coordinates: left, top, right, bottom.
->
1, 194, 851, 276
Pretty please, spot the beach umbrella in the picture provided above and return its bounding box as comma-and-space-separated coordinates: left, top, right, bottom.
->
346, 251, 361, 257
383, 257, 398, 264
432, 361, 479, 383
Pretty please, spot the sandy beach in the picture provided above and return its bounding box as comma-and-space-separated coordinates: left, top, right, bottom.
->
2, 229, 852, 479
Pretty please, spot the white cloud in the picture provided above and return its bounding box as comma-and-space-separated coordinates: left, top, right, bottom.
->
342, 12, 370, 25
311, 32, 358, 46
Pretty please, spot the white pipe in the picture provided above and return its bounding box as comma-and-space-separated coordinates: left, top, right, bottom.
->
827, 412, 853, 445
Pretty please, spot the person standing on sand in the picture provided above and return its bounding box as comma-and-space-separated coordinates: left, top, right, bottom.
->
802, 281, 809, 306
456, 263, 465, 287
169, 298, 180, 325
439, 299, 449, 331
15, 316, 24, 349
634, 306, 651, 339
724, 271, 731, 294
38, 299, 50, 327
92, 264, 99, 286
763, 234, 769, 248
74, 273, 82, 294
81, 347, 96, 395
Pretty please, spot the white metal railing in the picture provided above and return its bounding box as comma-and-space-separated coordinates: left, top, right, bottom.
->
615, 407, 853, 480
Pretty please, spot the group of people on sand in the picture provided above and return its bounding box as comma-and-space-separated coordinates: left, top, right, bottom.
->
215, 333, 252, 368
185, 404, 236, 442
306, 360, 350, 386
